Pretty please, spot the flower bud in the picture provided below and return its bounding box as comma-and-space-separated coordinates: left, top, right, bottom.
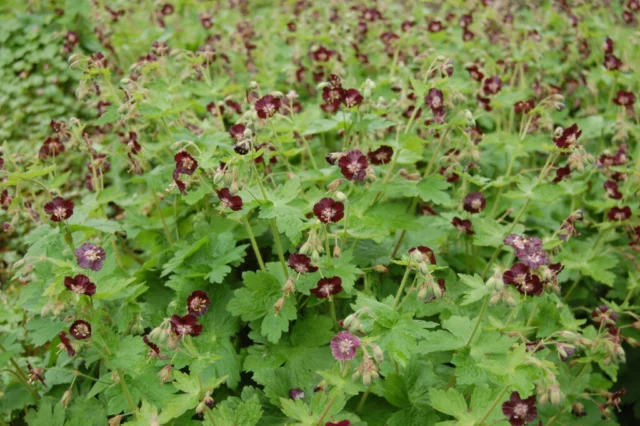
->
108, 415, 123, 426
274, 297, 286, 314
548, 385, 563, 405
333, 244, 341, 258
371, 344, 384, 363
334, 191, 347, 202
61, 389, 72, 408
282, 278, 296, 296
317, 82, 331, 90
373, 265, 388, 273
158, 364, 172, 384
327, 179, 343, 192
249, 81, 259, 89
559, 331, 578, 341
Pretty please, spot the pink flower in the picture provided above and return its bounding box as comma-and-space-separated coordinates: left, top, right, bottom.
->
330, 331, 360, 361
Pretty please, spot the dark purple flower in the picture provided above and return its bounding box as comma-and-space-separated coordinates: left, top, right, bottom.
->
255, 95, 281, 119
322, 87, 345, 104
452, 217, 473, 235
466, 64, 484, 82
552, 165, 571, 183
174, 151, 198, 175
313, 198, 345, 224
503, 263, 530, 287
592, 305, 619, 327
39, 137, 65, 159
502, 392, 537, 426
483, 76, 503, 95
514, 99, 535, 115
58, 332, 76, 357
337, 150, 369, 181
311, 277, 343, 299
425, 88, 444, 111
288, 253, 318, 273
169, 314, 203, 337
330, 331, 360, 361
187, 290, 211, 316
604, 181, 623, 199
312, 46, 335, 62
64, 274, 96, 296
607, 206, 631, 221
604, 53, 622, 71
229, 123, 247, 141
121, 131, 141, 154
476, 94, 492, 111
613, 90, 635, 107
326, 421, 350, 426
44, 197, 74, 222
553, 124, 582, 150
69, 320, 92, 340
289, 388, 305, 400
342, 89, 363, 108
518, 249, 550, 270
216, 188, 243, 211
572, 403, 587, 417
409, 246, 437, 264
367, 146, 393, 165
517, 275, 543, 296
463, 192, 486, 214
74, 243, 106, 271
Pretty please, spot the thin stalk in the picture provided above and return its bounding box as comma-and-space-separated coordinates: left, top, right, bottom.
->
271, 220, 289, 278
243, 218, 266, 272
316, 396, 337, 425
392, 265, 413, 309
465, 295, 490, 346
117, 369, 138, 418
478, 385, 509, 425
151, 191, 175, 247
355, 388, 371, 414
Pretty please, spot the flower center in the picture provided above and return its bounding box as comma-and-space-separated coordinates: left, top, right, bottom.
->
513, 403, 528, 418
54, 206, 66, 218
85, 249, 99, 261
321, 284, 334, 296
322, 207, 335, 222
339, 339, 354, 353
191, 297, 206, 313
75, 324, 89, 337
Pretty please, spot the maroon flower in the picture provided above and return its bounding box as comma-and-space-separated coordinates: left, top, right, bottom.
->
409, 246, 437, 264
65, 31, 79, 45
613, 90, 635, 107
476, 94, 492, 111
428, 20, 444, 32
143, 335, 165, 359
466, 64, 484, 82
368, 146, 394, 165
553, 124, 582, 150
552, 165, 571, 183
452, 217, 473, 235
330, 331, 360, 360
425, 88, 444, 111
1, 190, 12, 211
604, 53, 622, 71
64, 274, 96, 296
174, 151, 198, 175
502, 392, 537, 426
517, 275, 543, 296
483, 76, 503, 95
69, 320, 92, 340
39, 137, 65, 159
326, 422, 350, 426
160, 3, 174, 15
255, 95, 281, 119
169, 314, 203, 337
607, 206, 631, 221
313, 198, 345, 224
216, 188, 243, 211
592, 305, 619, 327
187, 290, 211, 316
229, 123, 247, 142
74, 243, 106, 271
311, 276, 343, 298
58, 332, 76, 357
322, 86, 345, 104
604, 181, 623, 199
121, 131, 141, 154
44, 197, 74, 222
312, 46, 335, 62
503, 263, 530, 287
342, 89, 363, 108
289, 388, 305, 400
463, 192, 486, 214
288, 253, 318, 273
514, 99, 535, 115
337, 150, 369, 181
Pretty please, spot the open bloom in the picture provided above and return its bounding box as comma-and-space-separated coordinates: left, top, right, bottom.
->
330, 331, 360, 361
187, 290, 211, 316
452, 217, 473, 235
74, 243, 106, 271
313, 198, 344, 223
216, 188, 243, 211
502, 392, 537, 426
368, 146, 393, 165
607, 206, 631, 221
174, 151, 198, 175
326, 422, 350, 426
553, 124, 582, 150
425, 88, 444, 111
64, 274, 96, 296
311, 277, 343, 298
70, 320, 92, 340
169, 314, 203, 337
463, 192, 486, 213
338, 150, 369, 181
255, 95, 280, 119
44, 197, 74, 222
342, 89, 363, 108
288, 253, 318, 273
289, 388, 305, 400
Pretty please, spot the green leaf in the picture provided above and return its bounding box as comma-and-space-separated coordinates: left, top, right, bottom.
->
94, 104, 119, 125
25, 318, 66, 346
458, 273, 489, 306
416, 175, 451, 205
429, 388, 468, 418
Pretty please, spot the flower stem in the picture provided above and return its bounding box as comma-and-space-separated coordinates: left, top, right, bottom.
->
392, 265, 412, 309
117, 369, 138, 419
465, 294, 490, 347
243, 218, 266, 272
477, 385, 509, 425
316, 396, 337, 426
271, 220, 288, 278
151, 190, 175, 247
355, 388, 371, 414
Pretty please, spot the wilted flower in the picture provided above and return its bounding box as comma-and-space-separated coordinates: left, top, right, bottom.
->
572, 402, 587, 417
44, 197, 74, 222
58, 332, 76, 357
216, 188, 243, 211
463, 192, 486, 213
288, 253, 318, 273
64, 274, 96, 296
169, 314, 203, 337
74, 243, 106, 271
187, 290, 211, 316
311, 276, 343, 298
70, 320, 92, 340
330, 331, 360, 361
367, 146, 393, 165
502, 392, 537, 426
313, 198, 344, 223
337, 150, 369, 181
